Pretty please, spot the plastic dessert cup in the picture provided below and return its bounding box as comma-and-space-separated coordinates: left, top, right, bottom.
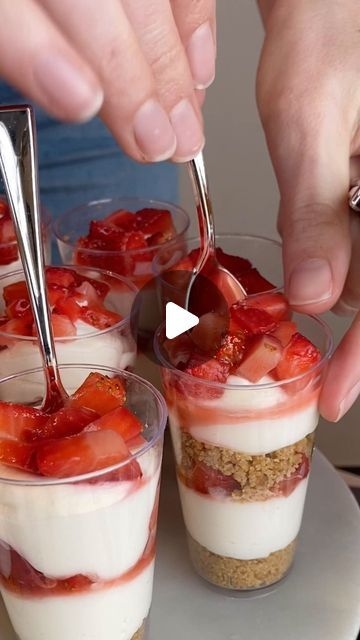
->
0, 266, 138, 401
155, 313, 333, 591
153, 234, 283, 311
0, 364, 167, 640
53, 197, 189, 289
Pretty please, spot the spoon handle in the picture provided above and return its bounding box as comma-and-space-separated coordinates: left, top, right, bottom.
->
0, 105, 66, 406
188, 151, 216, 263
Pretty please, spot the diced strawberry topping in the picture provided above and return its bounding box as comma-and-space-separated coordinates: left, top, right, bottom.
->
6, 298, 32, 321
0, 403, 48, 441
85, 406, 142, 442
216, 248, 252, 279
74, 281, 100, 307
75, 275, 109, 300
272, 321, 297, 347
190, 463, 241, 496
185, 354, 230, 384
215, 332, 247, 369
235, 335, 283, 383
230, 304, 278, 335
103, 209, 135, 229
276, 332, 321, 380
3, 281, 29, 306
245, 292, 290, 321
80, 305, 122, 330
53, 296, 81, 324
36, 430, 135, 478
0, 200, 17, 263
69, 372, 126, 415
0, 440, 37, 472
45, 267, 78, 290
33, 406, 100, 441
238, 268, 275, 294
0, 318, 32, 341
49, 314, 76, 338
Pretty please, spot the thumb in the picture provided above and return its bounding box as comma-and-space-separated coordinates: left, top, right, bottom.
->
263, 104, 352, 314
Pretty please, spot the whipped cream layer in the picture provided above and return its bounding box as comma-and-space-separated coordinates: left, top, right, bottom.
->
169, 375, 319, 456
1, 560, 154, 640
0, 322, 136, 403
178, 477, 308, 560
0, 450, 160, 581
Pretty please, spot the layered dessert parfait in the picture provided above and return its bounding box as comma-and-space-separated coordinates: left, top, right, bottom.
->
0, 365, 166, 640
54, 197, 189, 289
0, 197, 51, 281
0, 266, 137, 401
156, 292, 332, 590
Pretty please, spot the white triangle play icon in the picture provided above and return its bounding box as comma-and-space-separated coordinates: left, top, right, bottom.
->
165, 302, 199, 340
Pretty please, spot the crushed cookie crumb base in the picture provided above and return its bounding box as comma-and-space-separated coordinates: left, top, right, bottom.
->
188, 535, 297, 590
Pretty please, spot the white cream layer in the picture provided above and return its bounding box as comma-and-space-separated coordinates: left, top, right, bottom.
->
1, 560, 154, 640
0, 323, 136, 403
0, 450, 160, 581
178, 477, 308, 560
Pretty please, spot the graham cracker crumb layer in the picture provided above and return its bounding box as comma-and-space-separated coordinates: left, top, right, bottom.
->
180, 431, 314, 501
188, 535, 297, 590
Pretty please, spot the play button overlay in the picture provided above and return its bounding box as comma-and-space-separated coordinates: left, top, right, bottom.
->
130, 268, 230, 365
165, 302, 199, 339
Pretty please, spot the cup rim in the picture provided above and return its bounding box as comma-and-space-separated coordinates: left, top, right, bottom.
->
0, 265, 139, 342
154, 313, 334, 391
53, 197, 190, 257
0, 364, 168, 486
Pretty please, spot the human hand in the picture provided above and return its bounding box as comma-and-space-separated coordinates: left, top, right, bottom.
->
256, 0, 360, 421
0, 0, 215, 162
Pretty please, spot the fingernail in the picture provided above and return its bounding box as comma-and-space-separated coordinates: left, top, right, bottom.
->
34, 54, 104, 121
133, 99, 177, 161
336, 380, 360, 421
170, 99, 205, 162
332, 299, 358, 317
187, 22, 216, 89
288, 259, 333, 305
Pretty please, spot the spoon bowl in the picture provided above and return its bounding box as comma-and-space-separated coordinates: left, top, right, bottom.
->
186, 152, 246, 311
0, 105, 67, 411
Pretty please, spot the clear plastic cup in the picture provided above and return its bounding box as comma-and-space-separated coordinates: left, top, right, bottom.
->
53, 197, 190, 289
0, 266, 138, 401
0, 364, 167, 640
154, 314, 333, 591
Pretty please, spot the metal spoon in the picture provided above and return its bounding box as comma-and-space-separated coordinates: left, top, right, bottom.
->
0, 105, 67, 411
186, 151, 246, 311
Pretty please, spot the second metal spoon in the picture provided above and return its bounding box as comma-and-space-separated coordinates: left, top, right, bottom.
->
186, 151, 246, 311
0, 105, 67, 411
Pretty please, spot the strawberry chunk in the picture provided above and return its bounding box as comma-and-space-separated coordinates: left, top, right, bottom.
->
0, 403, 48, 441
53, 296, 81, 324
6, 298, 32, 321
33, 406, 100, 441
216, 248, 252, 279
76, 276, 110, 300
0, 440, 37, 472
135, 208, 175, 240
69, 372, 126, 415
235, 335, 283, 383
0, 318, 33, 340
182, 354, 230, 399
191, 463, 241, 496
50, 314, 76, 338
230, 304, 278, 335
36, 430, 135, 478
103, 209, 136, 229
47, 286, 68, 308
74, 281, 100, 307
275, 455, 310, 497
238, 268, 275, 294
215, 332, 247, 369
80, 305, 122, 330
3, 281, 29, 306
46, 267, 78, 290
272, 321, 297, 347
245, 293, 290, 321
276, 332, 321, 381
85, 406, 142, 441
